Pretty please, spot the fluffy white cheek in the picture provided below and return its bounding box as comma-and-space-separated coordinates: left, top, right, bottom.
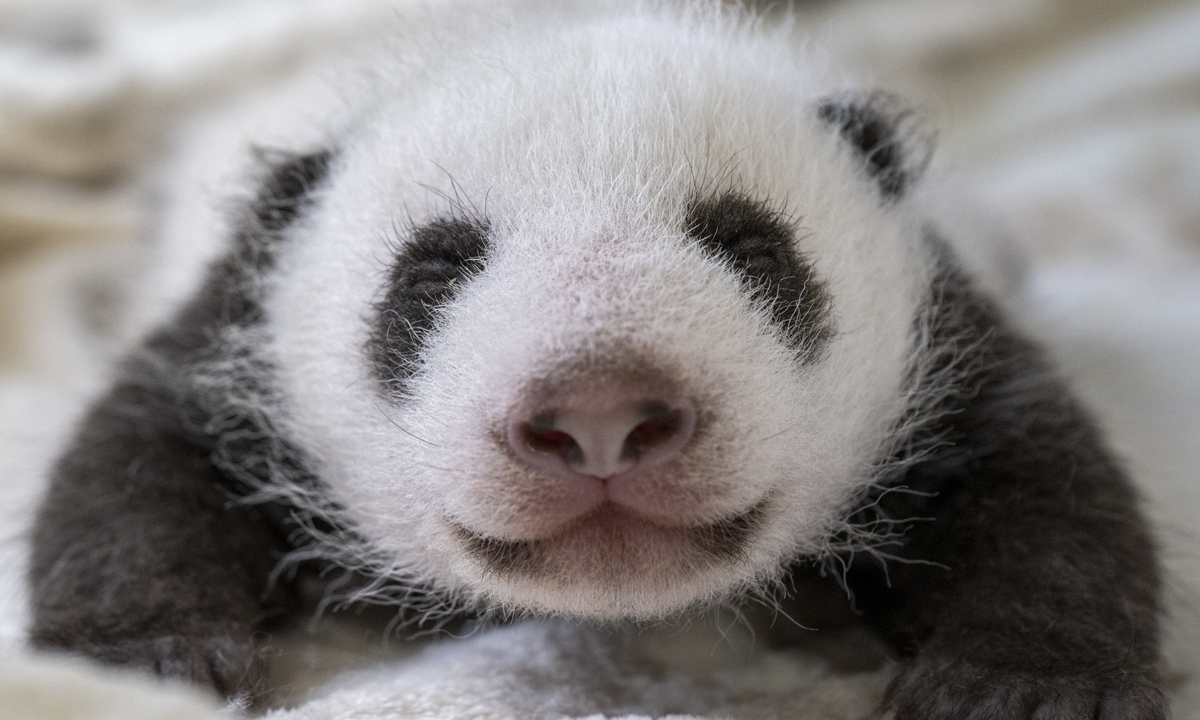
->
265, 181, 474, 593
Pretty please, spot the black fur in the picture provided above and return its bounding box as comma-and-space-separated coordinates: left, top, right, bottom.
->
29, 149, 336, 702
370, 218, 490, 395
817, 91, 930, 200
763, 235, 1165, 719
685, 193, 833, 362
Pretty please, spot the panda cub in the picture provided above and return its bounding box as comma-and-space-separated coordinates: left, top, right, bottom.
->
29, 3, 1165, 718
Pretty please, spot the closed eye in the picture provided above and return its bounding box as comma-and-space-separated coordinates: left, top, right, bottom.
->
370, 217, 491, 395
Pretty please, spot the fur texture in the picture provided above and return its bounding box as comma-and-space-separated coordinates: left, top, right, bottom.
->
28, 3, 1164, 718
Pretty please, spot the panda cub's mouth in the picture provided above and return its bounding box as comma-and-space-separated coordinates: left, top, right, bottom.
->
452, 497, 768, 579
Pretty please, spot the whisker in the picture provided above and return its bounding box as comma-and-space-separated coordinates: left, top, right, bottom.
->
374, 403, 440, 447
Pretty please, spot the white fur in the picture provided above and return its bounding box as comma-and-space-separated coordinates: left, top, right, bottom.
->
234, 3, 936, 620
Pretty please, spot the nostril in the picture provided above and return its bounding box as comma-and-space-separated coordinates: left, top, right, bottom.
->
623, 404, 686, 459
519, 423, 582, 463
522, 426, 573, 453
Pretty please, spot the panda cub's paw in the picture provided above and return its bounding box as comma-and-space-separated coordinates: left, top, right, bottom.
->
884, 657, 1166, 719
82, 632, 267, 703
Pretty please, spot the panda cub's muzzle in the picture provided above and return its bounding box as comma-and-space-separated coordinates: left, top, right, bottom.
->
457, 356, 769, 580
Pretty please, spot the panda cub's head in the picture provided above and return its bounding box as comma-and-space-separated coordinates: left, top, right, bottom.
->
264, 5, 935, 621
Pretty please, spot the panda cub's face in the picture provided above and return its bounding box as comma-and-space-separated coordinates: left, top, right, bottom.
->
268, 12, 930, 620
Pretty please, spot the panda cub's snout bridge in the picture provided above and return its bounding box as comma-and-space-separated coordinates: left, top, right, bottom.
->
507, 384, 696, 481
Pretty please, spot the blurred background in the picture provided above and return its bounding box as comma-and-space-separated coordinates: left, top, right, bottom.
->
0, 0, 1198, 714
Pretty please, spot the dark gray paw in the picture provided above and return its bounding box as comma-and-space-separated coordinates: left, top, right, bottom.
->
884, 658, 1166, 720
82, 633, 267, 702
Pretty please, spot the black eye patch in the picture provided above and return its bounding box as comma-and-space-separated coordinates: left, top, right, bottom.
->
370, 219, 490, 395
685, 193, 833, 363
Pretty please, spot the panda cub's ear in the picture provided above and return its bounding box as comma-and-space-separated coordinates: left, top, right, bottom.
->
817, 90, 934, 201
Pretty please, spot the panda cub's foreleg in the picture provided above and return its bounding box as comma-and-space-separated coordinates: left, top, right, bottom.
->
27, 149, 335, 702
831, 255, 1165, 719
27, 360, 291, 700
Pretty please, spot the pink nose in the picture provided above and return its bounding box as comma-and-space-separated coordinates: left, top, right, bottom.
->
508, 394, 696, 480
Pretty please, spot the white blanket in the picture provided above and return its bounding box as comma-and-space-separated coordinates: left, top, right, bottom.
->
2, 1, 1199, 718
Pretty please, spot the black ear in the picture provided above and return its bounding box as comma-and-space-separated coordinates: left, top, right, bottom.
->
817, 90, 933, 200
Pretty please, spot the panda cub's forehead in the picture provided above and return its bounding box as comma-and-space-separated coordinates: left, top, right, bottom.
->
268, 7, 930, 618
345, 12, 850, 230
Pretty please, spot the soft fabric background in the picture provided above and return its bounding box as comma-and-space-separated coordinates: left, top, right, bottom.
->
1, 0, 1199, 718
